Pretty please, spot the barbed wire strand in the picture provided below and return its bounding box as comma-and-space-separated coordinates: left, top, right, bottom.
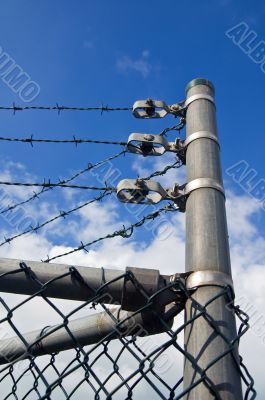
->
0, 149, 127, 216
0, 191, 112, 247
0, 121, 186, 147
142, 158, 183, 181
0, 158, 182, 248
0, 152, 184, 193
159, 120, 186, 136
43, 204, 177, 262
0, 135, 127, 146
0, 103, 132, 114
0, 181, 116, 191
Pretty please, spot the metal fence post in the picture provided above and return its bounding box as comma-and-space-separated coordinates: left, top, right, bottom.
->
183, 78, 243, 399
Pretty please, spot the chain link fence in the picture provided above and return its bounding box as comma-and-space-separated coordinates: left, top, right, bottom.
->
0, 261, 256, 399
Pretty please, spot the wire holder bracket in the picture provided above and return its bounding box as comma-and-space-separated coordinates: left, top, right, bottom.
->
126, 130, 220, 161
132, 99, 185, 119
116, 179, 186, 210
127, 133, 184, 156
116, 178, 225, 211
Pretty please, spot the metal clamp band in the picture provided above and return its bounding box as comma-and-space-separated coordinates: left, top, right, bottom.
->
185, 131, 219, 148
186, 270, 233, 290
185, 94, 215, 108
185, 178, 225, 197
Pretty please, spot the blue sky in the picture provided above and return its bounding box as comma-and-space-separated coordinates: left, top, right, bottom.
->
0, 0, 263, 234
0, 1, 264, 206
0, 1, 264, 397
0, 0, 264, 180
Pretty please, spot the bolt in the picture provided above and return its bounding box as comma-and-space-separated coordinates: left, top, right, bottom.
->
170, 103, 181, 112
146, 98, 154, 106
136, 178, 145, 186
169, 184, 180, 197
143, 134, 155, 141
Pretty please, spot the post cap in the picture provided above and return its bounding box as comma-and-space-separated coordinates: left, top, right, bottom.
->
185, 78, 215, 95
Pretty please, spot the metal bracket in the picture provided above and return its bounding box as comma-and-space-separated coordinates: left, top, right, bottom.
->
186, 270, 234, 291
117, 178, 224, 209
185, 130, 220, 148
127, 133, 184, 156
116, 179, 186, 210
184, 178, 225, 197
126, 130, 219, 159
132, 99, 184, 119
132, 95, 214, 118
185, 94, 215, 108
117, 179, 172, 204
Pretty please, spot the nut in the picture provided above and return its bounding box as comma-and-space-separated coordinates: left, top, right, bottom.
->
143, 134, 155, 141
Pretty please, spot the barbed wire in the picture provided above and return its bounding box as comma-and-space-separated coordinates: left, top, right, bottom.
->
159, 120, 186, 136
0, 153, 184, 205
43, 204, 178, 262
0, 122, 186, 147
0, 158, 183, 249
0, 135, 127, 146
0, 180, 116, 191
142, 158, 183, 181
0, 191, 112, 247
0, 103, 132, 114
0, 149, 127, 216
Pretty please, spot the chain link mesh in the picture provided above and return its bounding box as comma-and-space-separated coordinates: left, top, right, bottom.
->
0, 262, 256, 399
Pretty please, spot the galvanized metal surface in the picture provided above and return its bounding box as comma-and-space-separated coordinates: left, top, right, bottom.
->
133, 99, 170, 118
132, 99, 184, 118
0, 81, 256, 399
184, 177, 225, 197
116, 178, 170, 204
127, 132, 181, 156
183, 79, 243, 399
0, 258, 164, 310
185, 93, 215, 108
186, 270, 234, 291
184, 130, 220, 148
0, 307, 172, 365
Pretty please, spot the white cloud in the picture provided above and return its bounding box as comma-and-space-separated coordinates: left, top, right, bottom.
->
0, 159, 264, 396
132, 152, 186, 188
226, 191, 261, 240
116, 50, 152, 78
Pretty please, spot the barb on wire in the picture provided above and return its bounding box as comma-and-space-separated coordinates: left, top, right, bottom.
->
142, 158, 183, 181
0, 191, 112, 248
0, 180, 115, 191
0, 119, 186, 146
0, 149, 127, 216
0, 103, 132, 114
43, 204, 178, 262
0, 157, 183, 248
159, 119, 186, 137
0, 135, 127, 146
0, 155, 184, 249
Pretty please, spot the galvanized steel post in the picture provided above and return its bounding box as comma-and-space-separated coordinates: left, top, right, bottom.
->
183, 78, 243, 399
